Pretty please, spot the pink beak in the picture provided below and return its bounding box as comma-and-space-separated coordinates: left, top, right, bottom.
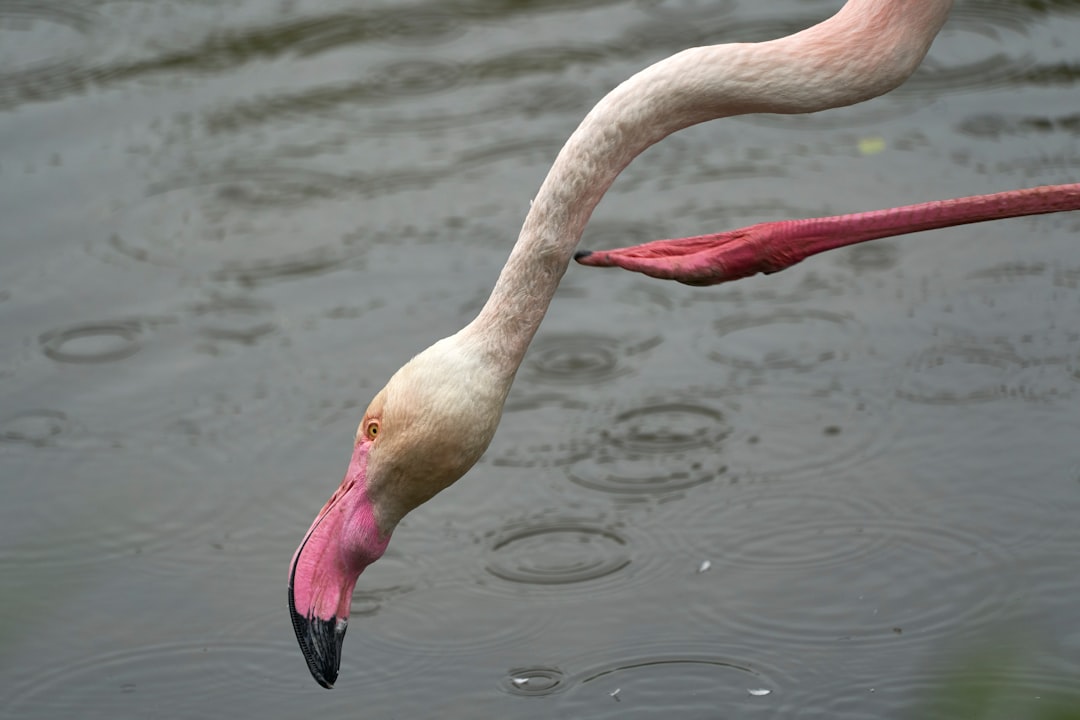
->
288, 444, 389, 688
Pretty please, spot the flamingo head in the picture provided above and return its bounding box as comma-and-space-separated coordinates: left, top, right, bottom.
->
288, 335, 507, 688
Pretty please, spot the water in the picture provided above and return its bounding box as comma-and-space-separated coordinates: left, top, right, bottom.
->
2, 1, 1079, 717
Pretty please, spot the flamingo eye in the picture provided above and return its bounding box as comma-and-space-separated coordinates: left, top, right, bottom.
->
365, 420, 380, 440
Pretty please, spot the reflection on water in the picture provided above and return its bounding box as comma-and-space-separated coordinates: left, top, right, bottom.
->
3, 0, 1080, 717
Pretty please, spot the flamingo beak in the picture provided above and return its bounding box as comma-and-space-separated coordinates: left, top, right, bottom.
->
288, 586, 346, 689
287, 443, 390, 688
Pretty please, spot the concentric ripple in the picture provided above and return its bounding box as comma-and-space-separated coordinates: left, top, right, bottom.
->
674, 488, 894, 572
608, 402, 727, 454
486, 517, 631, 587
720, 380, 894, 481
0, 448, 239, 571
90, 169, 367, 283
699, 515, 1022, 649
501, 666, 567, 697
699, 309, 857, 372
188, 293, 277, 351
0, 409, 73, 447
897, 339, 1049, 405
488, 393, 595, 468
39, 320, 143, 363
363, 584, 553, 656
1, 639, 343, 719
896, 264, 1080, 403
524, 332, 660, 385
557, 641, 793, 716
567, 394, 731, 496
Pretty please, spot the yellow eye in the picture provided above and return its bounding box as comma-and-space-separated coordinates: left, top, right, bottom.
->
365, 420, 380, 440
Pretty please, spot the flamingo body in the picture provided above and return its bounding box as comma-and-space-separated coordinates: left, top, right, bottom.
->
286, 0, 999, 688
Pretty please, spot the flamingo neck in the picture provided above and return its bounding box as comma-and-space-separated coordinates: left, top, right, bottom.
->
465, 0, 952, 374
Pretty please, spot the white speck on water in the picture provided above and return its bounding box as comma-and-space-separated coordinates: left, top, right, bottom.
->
512, 677, 529, 687
610, 688, 621, 701
698, 560, 712, 573
747, 688, 771, 697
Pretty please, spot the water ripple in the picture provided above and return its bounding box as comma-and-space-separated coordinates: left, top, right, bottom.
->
894, 260, 1080, 403
365, 79, 593, 135
898, 337, 1070, 405
720, 380, 895, 482
501, 666, 567, 697
567, 392, 732, 496
700, 309, 857, 372
604, 401, 728, 455
363, 584, 553, 656
0, 448, 240, 572
0, 409, 74, 447
39, 320, 144, 363
524, 332, 660, 385
1, 638, 392, 719
485, 516, 631, 587
188, 292, 277, 352
89, 168, 369, 284
699, 516, 1022, 649
206, 41, 610, 132
675, 487, 894, 572
489, 393, 594, 469
556, 640, 795, 716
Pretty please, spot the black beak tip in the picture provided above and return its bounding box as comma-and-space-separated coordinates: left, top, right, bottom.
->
288, 589, 346, 689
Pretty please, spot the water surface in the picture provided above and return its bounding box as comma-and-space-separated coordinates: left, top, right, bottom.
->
2, 1, 1079, 717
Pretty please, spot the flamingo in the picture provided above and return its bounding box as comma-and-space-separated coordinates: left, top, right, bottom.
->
288, 0, 1080, 688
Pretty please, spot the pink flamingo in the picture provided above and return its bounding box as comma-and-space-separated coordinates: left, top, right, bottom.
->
288, 0, 1080, 687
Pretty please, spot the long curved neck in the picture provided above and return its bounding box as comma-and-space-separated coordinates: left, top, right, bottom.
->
465, 0, 953, 375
